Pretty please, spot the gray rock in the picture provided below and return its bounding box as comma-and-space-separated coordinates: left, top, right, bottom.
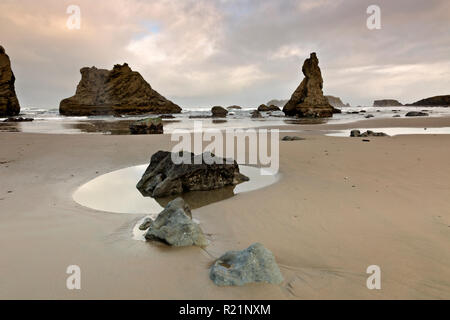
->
210, 243, 283, 286
144, 198, 207, 247
365, 114, 374, 118
282, 136, 305, 141
136, 151, 249, 198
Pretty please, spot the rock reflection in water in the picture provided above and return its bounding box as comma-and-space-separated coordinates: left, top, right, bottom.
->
73, 165, 279, 216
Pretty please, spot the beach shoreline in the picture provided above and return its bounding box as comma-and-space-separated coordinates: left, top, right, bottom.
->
0, 117, 449, 299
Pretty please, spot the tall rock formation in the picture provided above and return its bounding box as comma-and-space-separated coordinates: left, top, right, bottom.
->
60, 63, 181, 116
283, 53, 334, 117
0, 46, 20, 117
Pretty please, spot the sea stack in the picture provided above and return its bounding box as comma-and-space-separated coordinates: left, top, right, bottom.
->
59, 63, 181, 116
0, 46, 20, 117
283, 52, 334, 118
373, 99, 403, 107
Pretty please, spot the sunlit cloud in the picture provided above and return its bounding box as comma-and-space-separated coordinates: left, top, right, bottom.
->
0, 0, 449, 107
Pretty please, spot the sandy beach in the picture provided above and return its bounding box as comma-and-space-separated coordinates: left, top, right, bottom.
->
1, 117, 449, 299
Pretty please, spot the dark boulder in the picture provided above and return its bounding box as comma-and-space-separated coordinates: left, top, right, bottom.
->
258, 104, 280, 112
136, 151, 249, 198
405, 111, 429, 117
282, 136, 305, 141
211, 106, 228, 117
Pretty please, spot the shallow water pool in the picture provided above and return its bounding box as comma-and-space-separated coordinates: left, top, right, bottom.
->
73, 165, 279, 216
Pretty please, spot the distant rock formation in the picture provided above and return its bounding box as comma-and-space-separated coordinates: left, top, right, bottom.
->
326, 95, 350, 108
142, 198, 208, 247
136, 151, 249, 198
227, 105, 242, 110
283, 53, 334, 118
407, 95, 450, 107
60, 63, 181, 116
258, 104, 280, 112
266, 99, 288, 108
211, 106, 228, 117
210, 243, 283, 286
0, 46, 20, 117
373, 99, 403, 107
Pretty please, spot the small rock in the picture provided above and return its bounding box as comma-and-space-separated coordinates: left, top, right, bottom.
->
210, 243, 283, 286
145, 198, 207, 247
282, 136, 305, 141
405, 111, 428, 117
139, 217, 153, 230
365, 114, 374, 118
211, 106, 228, 117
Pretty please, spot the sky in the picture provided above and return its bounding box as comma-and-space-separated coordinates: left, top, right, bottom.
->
1, 0, 449, 109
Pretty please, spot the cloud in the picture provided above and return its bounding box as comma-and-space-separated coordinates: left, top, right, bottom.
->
1, 0, 449, 108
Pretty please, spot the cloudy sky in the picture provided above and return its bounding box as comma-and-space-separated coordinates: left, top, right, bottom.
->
1, 0, 449, 108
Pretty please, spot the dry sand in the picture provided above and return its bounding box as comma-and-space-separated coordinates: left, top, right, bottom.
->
0, 117, 449, 299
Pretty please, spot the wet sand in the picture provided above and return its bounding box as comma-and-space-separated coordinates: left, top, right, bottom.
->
0, 117, 449, 299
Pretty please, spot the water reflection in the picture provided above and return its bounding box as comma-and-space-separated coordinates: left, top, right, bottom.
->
73, 165, 279, 216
